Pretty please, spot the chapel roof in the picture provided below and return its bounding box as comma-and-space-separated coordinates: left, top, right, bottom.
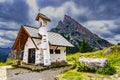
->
24, 25, 74, 47
12, 25, 74, 50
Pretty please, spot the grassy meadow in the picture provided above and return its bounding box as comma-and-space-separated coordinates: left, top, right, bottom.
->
58, 45, 120, 80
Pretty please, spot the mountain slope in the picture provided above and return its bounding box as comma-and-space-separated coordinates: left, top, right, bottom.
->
51, 15, 111, 53
0, 47, 11, 61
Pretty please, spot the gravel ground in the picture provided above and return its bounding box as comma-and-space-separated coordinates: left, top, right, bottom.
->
6, 67, 70, 80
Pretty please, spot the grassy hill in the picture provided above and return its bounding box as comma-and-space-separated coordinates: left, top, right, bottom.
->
58, 45, 120, 80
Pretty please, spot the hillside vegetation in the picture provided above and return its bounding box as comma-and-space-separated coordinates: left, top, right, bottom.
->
58, 45, 120, 80
0, 59, 14, 66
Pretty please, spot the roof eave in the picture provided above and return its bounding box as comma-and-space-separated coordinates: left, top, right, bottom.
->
49, 43, 74, 47
35, 13, 51, 22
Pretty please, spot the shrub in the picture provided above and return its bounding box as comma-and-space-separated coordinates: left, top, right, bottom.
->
70, 57, 78, 69
96, 64, 116, 75
71, 63, 77, 69
77, 63, 96, 72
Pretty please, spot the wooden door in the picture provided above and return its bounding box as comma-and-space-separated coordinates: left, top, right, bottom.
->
28, 48, 36, 63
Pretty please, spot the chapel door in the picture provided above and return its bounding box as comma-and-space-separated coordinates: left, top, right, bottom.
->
28, 48, 36, 63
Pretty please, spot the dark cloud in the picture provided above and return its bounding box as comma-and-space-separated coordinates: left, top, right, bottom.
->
0, 0, 120, 47
74, 0, 120, 21
0, 23, 20, 31
101, 33, 113, 38
0, 0, 30, 24
0, 27, 17, 31
37, 0, 69, 8
109, 27, 120, 35
76, 16, 88, 23
0, 35, 15, 41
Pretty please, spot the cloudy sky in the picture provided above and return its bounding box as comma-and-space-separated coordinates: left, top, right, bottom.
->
0, 0, 120, 48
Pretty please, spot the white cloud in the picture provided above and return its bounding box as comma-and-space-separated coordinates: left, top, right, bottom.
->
83, 20, 120, 44
5, 31, 18, 39
106, 34, 120, 44
0, 0, 13, 3
26, 0, 38, 12
0, 32, 4, 36
83, 20, 116, 35
114, 35, 120, 41
0, 21, 19, 29
41, 1, 89, 19
0, 37, 12, 47
26, 0, 39, 26
40, 1, 90, 29
0, 30, 17, 39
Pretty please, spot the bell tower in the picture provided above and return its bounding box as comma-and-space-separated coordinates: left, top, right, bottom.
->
35, 12, 51, 66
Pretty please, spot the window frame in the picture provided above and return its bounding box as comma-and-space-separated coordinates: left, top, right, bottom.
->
55, 49, 61, 54
50, 49, 54, 54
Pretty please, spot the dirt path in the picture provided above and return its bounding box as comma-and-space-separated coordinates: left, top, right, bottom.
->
6, 66, 70, 80
0, 66, 12, 80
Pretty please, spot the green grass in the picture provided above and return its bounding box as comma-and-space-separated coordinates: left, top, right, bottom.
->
58, 45, 120, 80
0, 58, 14, 66
58, 69, 84, 80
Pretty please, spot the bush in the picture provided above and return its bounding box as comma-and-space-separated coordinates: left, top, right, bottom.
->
77, 63, 96, 72
96, 64, 116, 75
71, 63, 77, 69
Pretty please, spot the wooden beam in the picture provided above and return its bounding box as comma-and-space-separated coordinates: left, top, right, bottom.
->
12, 26, 23, 50
19, 39, 21, 50
31, 38, 39, 50
53, 46, 58, 53
31, 37, 41, 39
16, 50, 20, 59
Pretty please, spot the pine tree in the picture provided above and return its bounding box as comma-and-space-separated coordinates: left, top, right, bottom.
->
80, 40, 93, 53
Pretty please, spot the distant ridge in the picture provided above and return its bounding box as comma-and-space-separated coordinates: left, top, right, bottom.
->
0, 47, 11, 61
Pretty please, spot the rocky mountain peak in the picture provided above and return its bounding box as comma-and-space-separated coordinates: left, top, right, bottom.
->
63, 15, 72, 22
51, 15, 112, 53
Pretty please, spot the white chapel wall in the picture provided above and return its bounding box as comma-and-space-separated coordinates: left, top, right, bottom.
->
23, 37, 67, 64
50, 45, 66, 62
23, 37, 41, 64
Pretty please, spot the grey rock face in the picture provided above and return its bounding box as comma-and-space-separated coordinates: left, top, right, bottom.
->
79, 57, 108, 70
104, 47, 113, 54
51, 15, 112, 51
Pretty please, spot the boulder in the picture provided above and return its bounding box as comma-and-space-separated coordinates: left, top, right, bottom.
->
104, 47, 113, 54
79, 57, 108, 70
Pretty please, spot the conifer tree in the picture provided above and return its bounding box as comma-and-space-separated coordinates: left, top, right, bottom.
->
80, 40, 92, 53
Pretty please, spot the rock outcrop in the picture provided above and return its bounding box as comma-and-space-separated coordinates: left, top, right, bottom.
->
79, 57, 108, 70
104, 47, 113, 54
